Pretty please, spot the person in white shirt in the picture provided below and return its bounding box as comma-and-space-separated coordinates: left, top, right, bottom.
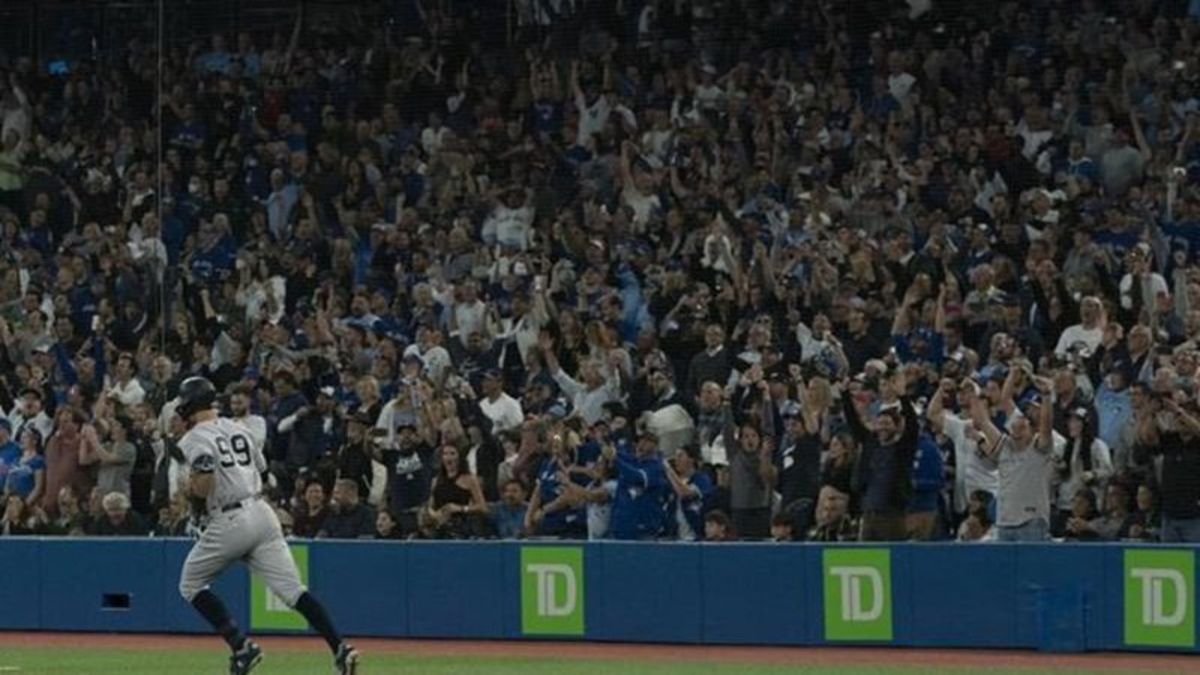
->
0, 74, 31, 146
571, 60, 612, 147
104, 353, 146, 410
229, 387, 268, 451
403, 327, 451, 384
496, 290, 550, 369
1052, 407, 1113, 521
927, 378, 999, 518
795, 313, 847, 366
9, 387, 53, 442
420, 111, 451, 157
477, 369, 524, 433
886, 52, 917, 104
481, 187, 535, 251
1054, 295, 1105, 357
539, 334, 620, 426
128, 211, 169, 274
1119, 243, 1168, 320
449, 281, 493, 345
693, 64, 724, 111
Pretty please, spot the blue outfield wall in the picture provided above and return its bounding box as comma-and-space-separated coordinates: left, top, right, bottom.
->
1, 538, 1198, 653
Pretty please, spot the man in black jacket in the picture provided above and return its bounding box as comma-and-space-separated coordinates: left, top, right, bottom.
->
89, 491, 149, 536
685, 323, 733, 398
1135, 397, 1200, 542
318, 479, 375, 539
844, 375, 918, 541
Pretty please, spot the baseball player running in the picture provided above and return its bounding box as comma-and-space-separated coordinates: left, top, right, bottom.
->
175, 376, 359, 674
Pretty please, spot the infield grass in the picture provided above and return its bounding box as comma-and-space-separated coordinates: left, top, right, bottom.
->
0, 646, 1175, 675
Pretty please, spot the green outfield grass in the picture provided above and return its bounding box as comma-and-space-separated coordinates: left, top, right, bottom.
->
0, 647, 1172, 675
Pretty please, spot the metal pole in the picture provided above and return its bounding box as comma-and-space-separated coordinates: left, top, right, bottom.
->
157, 0, 168, 353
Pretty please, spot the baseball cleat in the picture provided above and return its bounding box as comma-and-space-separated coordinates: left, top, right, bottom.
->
334, 642, 359, 674
229, 640, 263, 674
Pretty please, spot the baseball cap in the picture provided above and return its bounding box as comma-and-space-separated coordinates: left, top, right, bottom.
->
1018, 392, 1043, 415
864, 359, 889, 375
637, 426, 659, 439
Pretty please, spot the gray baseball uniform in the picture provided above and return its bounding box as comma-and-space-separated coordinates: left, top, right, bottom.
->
178, 417, 306, 607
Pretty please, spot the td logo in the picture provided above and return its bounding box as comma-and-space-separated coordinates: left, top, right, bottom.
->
250, 543, 308, 631
1125, 549, 1195, 647
823, 548, 892, 641
521, 547, 584, 636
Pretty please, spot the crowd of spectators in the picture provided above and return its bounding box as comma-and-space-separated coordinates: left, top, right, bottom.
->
2, 0, 1200, 544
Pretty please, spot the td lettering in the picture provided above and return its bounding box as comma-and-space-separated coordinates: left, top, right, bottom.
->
528, 563, 577, 617
830, 566, 884, 621
1123, 549, 1194, 647
1130, 568, 1187, 627
520, 547, 584, 635
822, 549, 892, 640
265, 590, 289, 613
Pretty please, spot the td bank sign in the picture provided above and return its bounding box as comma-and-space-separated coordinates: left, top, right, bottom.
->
521, 547, 584, 636
823, 548, 893, 641
1125, 549, 1195, 648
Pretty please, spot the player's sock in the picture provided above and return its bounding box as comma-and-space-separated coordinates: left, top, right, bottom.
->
294, 592, 343, 652
191, 590, 247, 652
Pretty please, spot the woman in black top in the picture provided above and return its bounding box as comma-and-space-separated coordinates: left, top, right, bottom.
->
374, 510, 405, 540
423, 444, 486, 538
291, 481, 328, 538
0, 495, 40, 536
821, 432, 858, 498
1124, 483, 1161, 541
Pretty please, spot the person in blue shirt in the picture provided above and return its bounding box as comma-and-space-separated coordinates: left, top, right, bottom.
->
0, 418, 20, 483
170, 102, 208, 152
907, 431, 946, 540
3, 433, 45, 503
188, 219, 237, 285
663, 445, 714, 541
525, 440, 587, 538
489, 479, 529, 539
607, 429, 670, 540
1093, 368, 1133, 470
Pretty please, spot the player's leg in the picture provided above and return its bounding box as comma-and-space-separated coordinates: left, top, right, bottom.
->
245, 501, 358, 670
180, 516, 263, 673
181, 522, 246, 650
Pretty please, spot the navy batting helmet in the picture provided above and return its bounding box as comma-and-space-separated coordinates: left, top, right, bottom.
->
177, 376, 217, 419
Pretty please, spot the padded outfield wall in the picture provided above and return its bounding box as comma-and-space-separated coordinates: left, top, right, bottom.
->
0, 539, 1197, 653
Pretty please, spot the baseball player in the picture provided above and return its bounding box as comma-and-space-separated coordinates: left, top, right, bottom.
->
175, 376, 359, 674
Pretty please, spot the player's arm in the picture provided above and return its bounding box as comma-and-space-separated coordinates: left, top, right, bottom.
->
188, 452, 217, 499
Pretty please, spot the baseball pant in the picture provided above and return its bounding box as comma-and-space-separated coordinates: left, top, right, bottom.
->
179, 498, 306, 607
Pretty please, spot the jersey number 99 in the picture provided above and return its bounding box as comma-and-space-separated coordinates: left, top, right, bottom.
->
216, 435, 253, 468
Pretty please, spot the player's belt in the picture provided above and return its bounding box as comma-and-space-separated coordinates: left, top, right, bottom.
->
217, 495, 260, 514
